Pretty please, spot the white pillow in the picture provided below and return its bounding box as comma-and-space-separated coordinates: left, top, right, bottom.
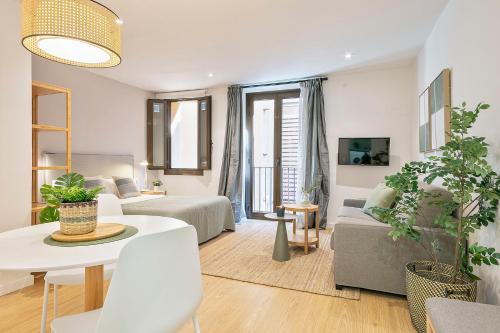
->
84, 176, 120, 197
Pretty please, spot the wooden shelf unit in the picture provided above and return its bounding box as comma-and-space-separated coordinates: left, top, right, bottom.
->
32, 124, 68, 132
32, 81, 72, 225
32, 166, 69, 171
32, 202, 47, 213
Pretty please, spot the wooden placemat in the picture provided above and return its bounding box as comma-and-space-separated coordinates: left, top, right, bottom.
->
51, 223, 125, 242
43, 225, 138, 247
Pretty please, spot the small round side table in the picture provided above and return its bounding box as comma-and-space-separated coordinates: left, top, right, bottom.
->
282, 204, 320, 254
264, 213, 296, 262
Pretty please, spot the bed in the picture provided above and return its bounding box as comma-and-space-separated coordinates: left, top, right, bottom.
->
120, 195, 235, 243
43, 153, 235, 243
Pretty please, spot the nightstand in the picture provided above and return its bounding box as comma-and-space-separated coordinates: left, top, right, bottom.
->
140, 190, 166, 195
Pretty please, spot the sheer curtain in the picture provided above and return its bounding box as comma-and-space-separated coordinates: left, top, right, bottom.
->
297, 79, 330, 228
218, 86, 243, 223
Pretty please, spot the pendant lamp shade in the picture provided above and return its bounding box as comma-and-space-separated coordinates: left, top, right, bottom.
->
21, 0, 122, 68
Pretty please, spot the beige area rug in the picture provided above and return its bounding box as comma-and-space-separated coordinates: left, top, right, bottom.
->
200, 220, 360, 300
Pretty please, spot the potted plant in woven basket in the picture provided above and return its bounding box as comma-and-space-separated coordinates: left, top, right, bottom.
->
374, 102, 500, 333
40, 173, 103, 235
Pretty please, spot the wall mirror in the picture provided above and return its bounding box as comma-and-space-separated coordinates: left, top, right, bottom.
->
147, 96, 211, 175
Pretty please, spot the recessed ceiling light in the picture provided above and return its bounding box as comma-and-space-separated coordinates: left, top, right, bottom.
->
115, 18, 124, 25
208, 73, 214, 78
344, 52, 353, 59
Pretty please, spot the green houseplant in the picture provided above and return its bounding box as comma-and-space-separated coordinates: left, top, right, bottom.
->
152, 179, 163, 191
40, 173, 103, 235
300, 176, 321, 206
374, 102, 500, 332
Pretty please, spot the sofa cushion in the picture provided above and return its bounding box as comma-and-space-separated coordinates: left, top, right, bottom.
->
343, 199, 367, 208
336, 216, 390, 228
426, 297, 500, 333
331, 215, 389, 249
416, 182, 454, 228
362, 183, 396, 220
338, 206, 374, 221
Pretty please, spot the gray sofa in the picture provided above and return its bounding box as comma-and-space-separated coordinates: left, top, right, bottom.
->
331, 184, 456, 295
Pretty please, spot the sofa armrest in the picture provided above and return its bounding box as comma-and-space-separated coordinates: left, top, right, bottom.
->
343, 199, 366, 208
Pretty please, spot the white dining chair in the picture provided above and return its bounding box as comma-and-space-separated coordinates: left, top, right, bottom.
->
50, 225, 203, 333
41, 194, 123, 333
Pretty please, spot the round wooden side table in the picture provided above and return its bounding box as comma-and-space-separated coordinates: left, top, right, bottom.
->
282, 204, 320, 254
264, 213, 296, 262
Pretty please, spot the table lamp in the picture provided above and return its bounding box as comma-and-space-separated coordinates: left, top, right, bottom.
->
140, 160, 149, 190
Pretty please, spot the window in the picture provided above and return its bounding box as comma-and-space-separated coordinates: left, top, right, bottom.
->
147, 96, 211, 175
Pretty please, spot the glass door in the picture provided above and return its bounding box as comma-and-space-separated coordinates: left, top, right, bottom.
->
246, 90, 300, 219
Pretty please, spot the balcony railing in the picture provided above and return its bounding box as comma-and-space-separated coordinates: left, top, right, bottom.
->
252, 166, 298, 213
281, 167, 297, 204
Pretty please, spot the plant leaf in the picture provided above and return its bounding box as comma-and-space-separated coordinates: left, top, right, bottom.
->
39, 206, 59, 223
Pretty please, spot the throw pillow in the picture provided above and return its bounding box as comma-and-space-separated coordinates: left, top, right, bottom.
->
113, 176, 140, 198
84, 176, 120, 197
362, 183, 397, 221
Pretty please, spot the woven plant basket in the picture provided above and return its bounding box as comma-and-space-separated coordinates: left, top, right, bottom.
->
406, 260, 477, 333
59, 200, 98, 235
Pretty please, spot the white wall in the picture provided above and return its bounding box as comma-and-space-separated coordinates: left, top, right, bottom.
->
416, 0, 500, 304
325, 62, 417, 223
0, 0, 34, 294
157, 65, 417, 219
155, 87, 227, 195
32, 56, 153, 187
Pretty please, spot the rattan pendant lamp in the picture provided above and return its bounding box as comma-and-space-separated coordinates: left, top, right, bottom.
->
21, 0, 122, 68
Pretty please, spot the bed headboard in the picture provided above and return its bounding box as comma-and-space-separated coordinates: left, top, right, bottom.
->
42, 152, 134, 185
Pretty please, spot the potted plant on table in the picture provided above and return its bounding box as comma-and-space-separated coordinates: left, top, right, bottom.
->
374, 102, 500, 333
300, 180, 320, 206
40, 172, 103, 235
152, 179, 163, 192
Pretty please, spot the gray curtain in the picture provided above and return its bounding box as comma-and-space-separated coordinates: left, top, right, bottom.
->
218, 86, 243, 223
300, 79, 330, 228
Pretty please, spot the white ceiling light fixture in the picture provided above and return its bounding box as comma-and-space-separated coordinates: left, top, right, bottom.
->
21, 0, 122, 68
344, 52, 353, 60
208, 73, 214, 78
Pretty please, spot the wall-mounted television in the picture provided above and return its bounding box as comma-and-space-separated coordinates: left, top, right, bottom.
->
338, 138, 390, 166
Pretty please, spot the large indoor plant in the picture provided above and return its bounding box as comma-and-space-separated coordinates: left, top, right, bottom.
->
40, 172, 103, 235
375, 102, 500, 332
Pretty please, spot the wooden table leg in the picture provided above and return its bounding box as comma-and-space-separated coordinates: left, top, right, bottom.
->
292, 211, 296, 234
315, 209, 320, 248
304, 210, 309, 254
85, 265, 104, 311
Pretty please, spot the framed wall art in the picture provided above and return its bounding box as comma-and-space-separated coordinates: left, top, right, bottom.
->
418, 69, 451, 152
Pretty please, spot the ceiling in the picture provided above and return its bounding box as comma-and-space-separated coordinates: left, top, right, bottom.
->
93, 0, 448, 92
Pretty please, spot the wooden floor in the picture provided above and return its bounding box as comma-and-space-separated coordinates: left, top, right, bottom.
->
0, 274, 415, 333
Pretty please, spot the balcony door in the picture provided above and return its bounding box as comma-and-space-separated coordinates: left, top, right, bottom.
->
246, 90, 300, 219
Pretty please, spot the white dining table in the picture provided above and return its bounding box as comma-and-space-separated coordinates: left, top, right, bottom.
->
0, 215, 187, 311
